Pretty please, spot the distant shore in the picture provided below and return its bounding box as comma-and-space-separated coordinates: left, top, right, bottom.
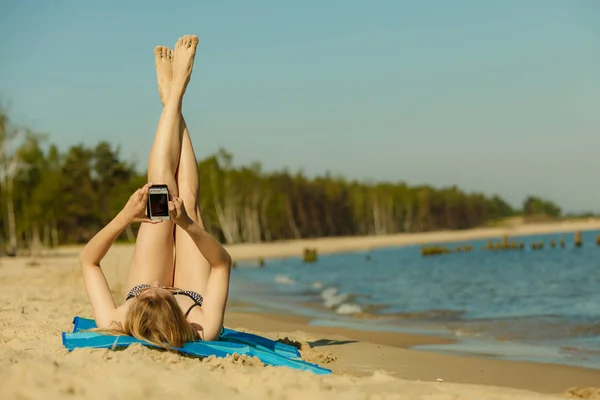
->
223, 218, 600, 262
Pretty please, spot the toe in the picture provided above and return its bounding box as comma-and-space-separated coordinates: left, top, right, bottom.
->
190, 35, 199, 47
183, 35, 190, 48
175, 37, 183, 49
154, 46, 162, 57
168, 49, 173, 59
161, 46, 168, 58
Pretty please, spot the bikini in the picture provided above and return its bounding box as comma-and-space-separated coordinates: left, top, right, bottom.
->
126, 284, 204, 318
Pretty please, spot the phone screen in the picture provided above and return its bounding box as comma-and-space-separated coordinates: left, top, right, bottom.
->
149, 191, 169, 217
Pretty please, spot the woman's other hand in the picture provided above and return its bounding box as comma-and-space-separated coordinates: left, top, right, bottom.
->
121, 183, 162, 224
168, 196, 193, 228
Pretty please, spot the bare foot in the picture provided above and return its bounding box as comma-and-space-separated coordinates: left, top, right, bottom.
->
154, 46, 173, 105
170, 35, 199, 98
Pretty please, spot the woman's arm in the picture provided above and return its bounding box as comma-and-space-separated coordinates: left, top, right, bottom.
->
178, 219, 232, 268
79, 211, 130, 327
80, 183, 157, 328
170, 198, 232, 340
183, 220, 232, 341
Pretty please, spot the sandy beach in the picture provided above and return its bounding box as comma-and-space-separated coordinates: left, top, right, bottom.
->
2, 221, 600, 399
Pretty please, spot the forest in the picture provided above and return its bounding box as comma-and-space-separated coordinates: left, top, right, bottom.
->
0, 108, 565, 255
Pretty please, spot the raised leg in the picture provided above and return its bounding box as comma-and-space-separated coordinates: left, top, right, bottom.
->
153, 43, 212, 295
126, 36, 199, 291
173, 121, 212, 294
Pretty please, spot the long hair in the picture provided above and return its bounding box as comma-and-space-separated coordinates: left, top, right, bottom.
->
97, 289, 198, 349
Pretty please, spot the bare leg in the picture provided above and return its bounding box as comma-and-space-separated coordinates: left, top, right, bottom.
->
174, 122, 212, 294
154, 44, 212, 295
126, 36, 199, 290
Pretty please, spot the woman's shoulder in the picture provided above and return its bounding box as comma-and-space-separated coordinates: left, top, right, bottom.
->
106, 303, 129, 326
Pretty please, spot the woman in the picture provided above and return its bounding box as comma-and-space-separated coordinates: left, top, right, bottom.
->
79, 35, 232, 347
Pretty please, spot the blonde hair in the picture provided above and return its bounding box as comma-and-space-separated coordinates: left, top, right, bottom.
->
97, 289, 198, 349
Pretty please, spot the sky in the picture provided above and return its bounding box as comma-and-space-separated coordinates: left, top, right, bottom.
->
1, 0, 599, 213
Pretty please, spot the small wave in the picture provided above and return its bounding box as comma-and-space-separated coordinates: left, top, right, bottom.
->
451, 328, 484, 338
444, 317, 600, 344
312, 281, 323, 290
320, 287, 364, 316
335, 303, 363, 315
320, 287, 351, 309
560, 346, 600, 356
274, 275, 295, 285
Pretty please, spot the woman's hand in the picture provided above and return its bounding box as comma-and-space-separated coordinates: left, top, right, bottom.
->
169, 196, 193, 228
121, 183, 162, 224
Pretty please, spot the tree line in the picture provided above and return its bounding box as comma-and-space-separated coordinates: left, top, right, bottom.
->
0, 108, 565, 255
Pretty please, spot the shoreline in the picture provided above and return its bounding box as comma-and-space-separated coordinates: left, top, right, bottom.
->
226, 290, 600, 372
224, 310, 600, 395
216, 218, 600, 388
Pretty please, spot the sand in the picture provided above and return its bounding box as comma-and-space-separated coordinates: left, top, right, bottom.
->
2, 221, 600, 399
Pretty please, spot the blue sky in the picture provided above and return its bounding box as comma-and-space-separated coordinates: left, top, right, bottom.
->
1, 0, 599, 212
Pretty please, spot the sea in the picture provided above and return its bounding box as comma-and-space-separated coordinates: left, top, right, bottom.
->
228, 229, 600, 370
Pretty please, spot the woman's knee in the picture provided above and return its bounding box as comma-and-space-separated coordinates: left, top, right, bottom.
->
147, 175, 179, 197
178, 193, 200, 221
180, 193, 198, 211
178, 182, 198, 204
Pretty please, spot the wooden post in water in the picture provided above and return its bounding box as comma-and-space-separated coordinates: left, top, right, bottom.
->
574, 231, 582, 247
531, 242, 544, 250
502, 235, 509, 249
596, 235, 600, 246
303, 248, 318, 263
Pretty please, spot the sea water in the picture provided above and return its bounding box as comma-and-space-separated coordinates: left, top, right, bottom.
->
229, 229, 600, 369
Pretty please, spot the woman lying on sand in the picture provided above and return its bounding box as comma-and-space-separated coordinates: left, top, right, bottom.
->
79, 35, 232, 346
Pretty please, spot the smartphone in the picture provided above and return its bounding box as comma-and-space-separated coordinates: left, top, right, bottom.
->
147, 184, 171, 221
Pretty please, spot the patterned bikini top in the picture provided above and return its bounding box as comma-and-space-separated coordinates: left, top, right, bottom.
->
125, 284, 204, 317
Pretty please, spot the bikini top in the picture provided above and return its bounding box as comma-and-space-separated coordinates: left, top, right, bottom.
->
125, 284, 204, 318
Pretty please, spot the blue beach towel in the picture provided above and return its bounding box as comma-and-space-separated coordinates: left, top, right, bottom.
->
62, 317, 332, 375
